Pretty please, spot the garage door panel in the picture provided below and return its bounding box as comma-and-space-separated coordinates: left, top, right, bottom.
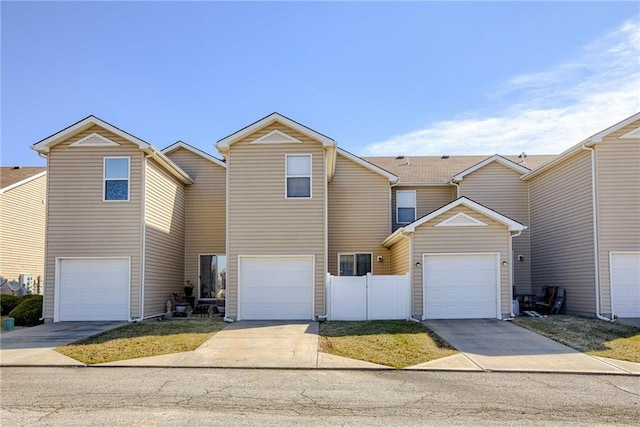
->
240, 256, 314, 320
58, 259, 130, 321
611, 253, 640, 317
424, 254, 498, 319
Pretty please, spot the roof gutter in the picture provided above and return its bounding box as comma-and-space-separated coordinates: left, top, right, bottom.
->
581, 144, 613, 322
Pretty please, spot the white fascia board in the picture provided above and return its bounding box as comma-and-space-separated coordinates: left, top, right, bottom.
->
148, 149, 194, 184
0, 171, 47, 194
392, 181, 454, 186
216, 112, 336, 151
452, 154, 529, 182
523, 112, 640, 181
337, 148, 399, 183
162, 141, 227, 168
404, 197, 526, 232
381, 227, 410, 248
32, 115, 151, 153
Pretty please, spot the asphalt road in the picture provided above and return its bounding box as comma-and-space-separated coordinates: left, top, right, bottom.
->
1, 368, 639, 426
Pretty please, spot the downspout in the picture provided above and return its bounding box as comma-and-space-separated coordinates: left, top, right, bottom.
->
38, 152, 48, 321
397, 230, 417, 320
581, 145, 612, 322
449, 180, 460, 198
508, 230, 522, 319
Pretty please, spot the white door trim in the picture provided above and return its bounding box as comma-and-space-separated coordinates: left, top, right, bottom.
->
54, 256, 131, 322
422, 252, 501, 320
237, 254, 315, 320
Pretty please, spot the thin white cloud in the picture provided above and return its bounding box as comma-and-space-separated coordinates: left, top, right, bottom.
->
364, 20, 639, 156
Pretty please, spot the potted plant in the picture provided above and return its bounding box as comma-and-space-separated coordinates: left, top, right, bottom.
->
184, 280, 193, 297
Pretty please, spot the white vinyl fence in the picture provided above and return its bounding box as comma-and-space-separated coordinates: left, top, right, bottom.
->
326, 273, 411, 320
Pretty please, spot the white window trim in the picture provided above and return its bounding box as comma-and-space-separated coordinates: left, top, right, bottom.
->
103, 156, 131, 202
396, 190, 416, 224
285, 154, 312, 199
338, 252, 373, 276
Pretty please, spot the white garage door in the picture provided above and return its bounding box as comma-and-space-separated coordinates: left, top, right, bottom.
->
611, 252, 640, 318
57, 258, 130, 321
239, 256, 314, 320
423, 254, 499, 319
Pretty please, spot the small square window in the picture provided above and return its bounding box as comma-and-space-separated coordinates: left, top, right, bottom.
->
104, 157, 130, 201
286, 155, 311, 198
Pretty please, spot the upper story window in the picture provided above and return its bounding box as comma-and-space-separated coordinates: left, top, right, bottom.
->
104, 157, 130, 201
396, 190, 416, 223
286, 154, 311, 198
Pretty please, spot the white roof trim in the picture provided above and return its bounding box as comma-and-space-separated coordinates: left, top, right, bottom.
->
251, 129, 303, 144
69, 132, 120, 147
452, 154, 529, 182
523, 112, 640, 180
162, 141, 227, 168
0, 170, 47, 194
32, 115, 151, 153
435, 212, 487, 227
216, 112, 335, 151
404, 197, 525, 232
619, 125, 640, 139
337, 147, 399, 183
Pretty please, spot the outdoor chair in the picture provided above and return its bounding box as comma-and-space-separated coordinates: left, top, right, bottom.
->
534, 286, 557, 314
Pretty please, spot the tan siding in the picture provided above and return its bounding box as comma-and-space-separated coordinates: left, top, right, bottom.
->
226, 123, 326, 318
143, 160, 186, 317
0, 174, 47, 286
411, 205, 512, 318
459, 162, 531, 292
328, 154, 390, 276
596, 126, 640, 315
392, 185, 454, 231
165, 148, 226, 297
43, 125, 143, 320
529, 149, 596, 315
389, 237, 410, 275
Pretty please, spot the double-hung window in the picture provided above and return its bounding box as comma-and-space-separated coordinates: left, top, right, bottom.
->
286, 154, 311, 198
339, 253, 372, 276
396, 190, 416, 223
104, 157, 130, 201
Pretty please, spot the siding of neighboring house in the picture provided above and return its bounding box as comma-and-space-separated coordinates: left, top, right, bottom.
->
410, 205, 512, 318
595, 125, 640, 316
389, 236, 410, 275
143, 159, 186, 318
165, 147, 226, 295
391, 185, 453, 231
43, 125, 143, 320
529, 149, 596, 315
328, 153, 390, 276
0, 173, 47, 286
459, 162, 532, 292
226, 122, 326, 318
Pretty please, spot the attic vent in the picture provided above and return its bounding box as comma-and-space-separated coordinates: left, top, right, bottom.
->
441, 155, 449, 159
395, 155, 405, 160
620, 126, 640, 139
70, 132, 120, 147
12, 166, 21, 169
518, 152, 527, 159
251, 130, 302, 144
435, 212, 488, 227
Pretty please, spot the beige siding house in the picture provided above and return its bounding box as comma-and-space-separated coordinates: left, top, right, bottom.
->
0, 167, 47, 292
524, 112, 640, 318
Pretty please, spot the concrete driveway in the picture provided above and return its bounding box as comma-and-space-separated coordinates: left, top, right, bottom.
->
1, 321, 125, 366
423, 319, 638, 374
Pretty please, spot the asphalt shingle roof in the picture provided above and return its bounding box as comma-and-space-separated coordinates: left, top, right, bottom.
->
0, 167, 46, 190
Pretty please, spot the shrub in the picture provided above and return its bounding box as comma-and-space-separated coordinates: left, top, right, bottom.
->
1, 294, 22, 315
8, 295, 43, 326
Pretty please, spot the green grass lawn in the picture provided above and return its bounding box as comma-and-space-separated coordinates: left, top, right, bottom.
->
319, 320, 457, 368
513, 315, 640, 363
56, 318, 226, 364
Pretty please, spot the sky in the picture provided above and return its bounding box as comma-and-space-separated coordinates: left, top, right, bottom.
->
1, 1, 639, 167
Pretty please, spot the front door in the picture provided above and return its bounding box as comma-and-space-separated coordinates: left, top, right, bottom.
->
198, 254, 227, 300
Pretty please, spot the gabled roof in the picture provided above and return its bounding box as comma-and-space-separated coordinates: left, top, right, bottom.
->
337, 148, 398, 183
31, 115, 193, 184
365, 154, 554, 184
522, 112, 640, 181
0, 167, 47, 194
451, 154, 530, 182
383, 197, 525, 246
216, 112, 336, 151
162, 141, 227, 168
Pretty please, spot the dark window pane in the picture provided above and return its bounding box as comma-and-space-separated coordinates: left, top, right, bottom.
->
287, 177, 311, 198
339, 255, 355, 276
199, 255, 215, 299
356, 254, 372, 276
398, 207, 415, 223
105, 180, 128, 200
